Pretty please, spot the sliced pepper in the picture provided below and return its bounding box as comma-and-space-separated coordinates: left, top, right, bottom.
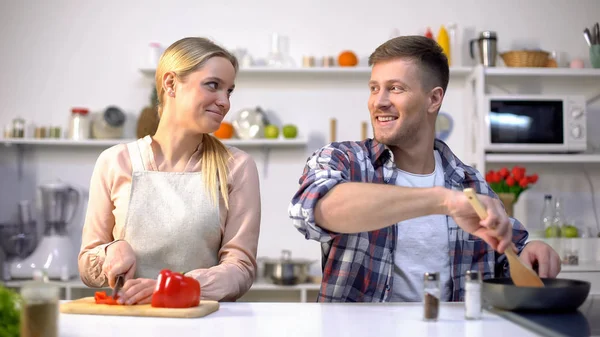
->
94, 291, 119, 305
151, 269, 201, 308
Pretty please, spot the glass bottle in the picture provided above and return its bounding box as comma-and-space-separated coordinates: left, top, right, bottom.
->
266, 33, 295, 68
551, 197, 566, 237
68, 107, 90, 140
464, 270, 482, 320
423, 272, 440, 321
12, 117, 25, 138
541, 194, 559, 238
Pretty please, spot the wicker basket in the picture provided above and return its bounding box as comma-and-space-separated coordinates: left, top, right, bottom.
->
500, 50, 550, 67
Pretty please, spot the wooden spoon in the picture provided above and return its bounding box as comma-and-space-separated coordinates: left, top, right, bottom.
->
463, 188, 544, 288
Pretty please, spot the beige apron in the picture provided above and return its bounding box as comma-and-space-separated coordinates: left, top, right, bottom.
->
123, 139, 221, 279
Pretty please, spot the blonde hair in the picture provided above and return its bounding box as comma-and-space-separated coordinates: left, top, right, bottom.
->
155, 37, 239, 209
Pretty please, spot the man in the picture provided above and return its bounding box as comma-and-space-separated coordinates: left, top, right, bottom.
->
288, 36, 561, 303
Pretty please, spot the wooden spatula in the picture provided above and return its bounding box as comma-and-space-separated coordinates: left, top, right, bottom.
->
463, 188, 544, 288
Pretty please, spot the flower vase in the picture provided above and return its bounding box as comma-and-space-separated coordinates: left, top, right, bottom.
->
497, 193, 516, 217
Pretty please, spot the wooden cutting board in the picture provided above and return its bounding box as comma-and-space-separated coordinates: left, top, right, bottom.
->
60, 297, 219, 318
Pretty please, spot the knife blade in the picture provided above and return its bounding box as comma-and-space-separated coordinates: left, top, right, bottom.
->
112, 274, 125, 298
584, 28, 593, 46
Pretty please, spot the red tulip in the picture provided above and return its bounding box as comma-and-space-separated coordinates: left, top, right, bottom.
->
512, 166, 525, 181
506, 176, 516, 186
499, 167, 510, 178
519, 178, 529, 188
528, 174, 539, 184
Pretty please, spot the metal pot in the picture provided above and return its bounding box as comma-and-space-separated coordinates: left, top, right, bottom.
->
262, 250, 315, 285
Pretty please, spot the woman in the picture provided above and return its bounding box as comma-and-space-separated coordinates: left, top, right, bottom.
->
78, 37, 261, 304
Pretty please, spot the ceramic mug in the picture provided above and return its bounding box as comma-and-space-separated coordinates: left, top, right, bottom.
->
590, 45, 600, 68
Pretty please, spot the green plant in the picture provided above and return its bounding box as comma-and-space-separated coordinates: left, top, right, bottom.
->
0, 285, 21, 337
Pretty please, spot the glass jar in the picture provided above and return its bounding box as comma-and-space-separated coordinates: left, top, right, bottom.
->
20, 280, 59, 337
465, 270, 482, 320
423, 272, 440, 321
68, 108, 90, 140
12, 117, 25, 138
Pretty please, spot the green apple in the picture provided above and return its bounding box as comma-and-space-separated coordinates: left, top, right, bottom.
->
545, 225, 561, 238
562, 225, 579, 238
282, 124, 298, 139
264, 125, 279, 139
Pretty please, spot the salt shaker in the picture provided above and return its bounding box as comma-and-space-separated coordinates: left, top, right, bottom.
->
423, 272, 440, 321
465, 270, 482, 320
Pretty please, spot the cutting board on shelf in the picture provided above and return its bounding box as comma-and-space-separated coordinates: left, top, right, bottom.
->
60, 297, 219, 318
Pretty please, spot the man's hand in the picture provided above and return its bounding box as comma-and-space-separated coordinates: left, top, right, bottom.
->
519, 241, 561, 278
444, 190, 512, 253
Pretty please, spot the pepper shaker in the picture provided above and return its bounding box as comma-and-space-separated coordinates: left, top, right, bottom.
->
465, 270, 482, 320
423, 272, 440, 321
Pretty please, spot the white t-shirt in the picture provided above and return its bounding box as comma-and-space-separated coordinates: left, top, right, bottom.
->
390, 150, 452, 302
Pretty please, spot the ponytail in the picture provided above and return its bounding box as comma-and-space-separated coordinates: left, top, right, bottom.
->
201, 134, 232, 209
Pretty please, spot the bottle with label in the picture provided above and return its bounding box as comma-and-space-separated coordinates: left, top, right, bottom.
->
437, 25, 451, 65
425, 27, 434, 39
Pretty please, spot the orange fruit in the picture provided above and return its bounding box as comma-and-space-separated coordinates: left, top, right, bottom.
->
214, 122, 234, 139
338, 51, 358, 67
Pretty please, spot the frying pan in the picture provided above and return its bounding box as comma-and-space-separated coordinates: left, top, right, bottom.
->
483, 277, 591, 312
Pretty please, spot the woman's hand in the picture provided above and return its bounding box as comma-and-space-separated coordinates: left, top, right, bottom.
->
102, 240, 137, 288
117, 278, 157, 305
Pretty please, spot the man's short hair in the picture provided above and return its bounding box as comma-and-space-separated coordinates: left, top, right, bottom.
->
368, 35, 449, 94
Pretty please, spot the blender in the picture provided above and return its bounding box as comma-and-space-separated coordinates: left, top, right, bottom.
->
10, 180, 80, 280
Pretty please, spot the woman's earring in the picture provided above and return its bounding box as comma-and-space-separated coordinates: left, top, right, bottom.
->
168, 90, 175, 97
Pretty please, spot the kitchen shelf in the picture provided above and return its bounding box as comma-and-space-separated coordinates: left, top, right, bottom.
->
1, 137, 308, 148
1, 137, 308, 179
139, 66, 474, 77
486, 153, 600, 163
483, 67, 600, 78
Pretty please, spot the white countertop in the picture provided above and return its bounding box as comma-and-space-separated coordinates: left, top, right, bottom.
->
560, 261, 600, 272
58, 302, 541, 337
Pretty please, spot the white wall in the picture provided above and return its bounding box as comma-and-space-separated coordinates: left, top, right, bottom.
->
1, 0, 599, 270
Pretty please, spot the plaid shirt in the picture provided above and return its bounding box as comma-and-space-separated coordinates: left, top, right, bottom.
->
288, 138, 529, 302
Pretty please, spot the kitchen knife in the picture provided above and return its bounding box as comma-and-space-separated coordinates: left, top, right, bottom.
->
112, 274, 125, 298
584, 28, 593, 46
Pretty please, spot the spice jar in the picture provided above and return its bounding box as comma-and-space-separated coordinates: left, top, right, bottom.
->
3, 123, 12, 138
20, 280, 59, 337
423, 272, 440, 321
12, 117, 25, 138
465, 270, 482, 320
68, 107, 90, 140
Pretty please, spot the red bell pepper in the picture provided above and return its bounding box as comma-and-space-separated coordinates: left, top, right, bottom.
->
151, 269, 201, 308
94, 291, 119, 305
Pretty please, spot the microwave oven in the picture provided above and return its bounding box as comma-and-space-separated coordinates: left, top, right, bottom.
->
483, 95, 587, 153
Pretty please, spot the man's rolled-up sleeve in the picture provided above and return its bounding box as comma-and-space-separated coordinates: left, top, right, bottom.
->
288, 145, 352, 243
